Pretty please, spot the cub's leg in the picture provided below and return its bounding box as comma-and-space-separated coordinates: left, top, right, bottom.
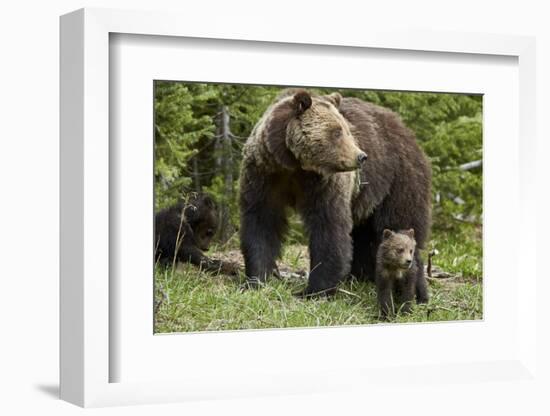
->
396, 270, 417, 314
376, 272, 394, 318
414, 251, 429, 303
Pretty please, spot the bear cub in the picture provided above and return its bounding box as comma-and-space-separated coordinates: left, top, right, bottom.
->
375, 229, 424, 317
155, 193, 239, 275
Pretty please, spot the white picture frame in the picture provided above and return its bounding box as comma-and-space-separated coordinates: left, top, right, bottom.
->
60, 7, 538, 408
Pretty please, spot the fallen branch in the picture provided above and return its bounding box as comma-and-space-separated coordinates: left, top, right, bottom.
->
278, 270, 307, 280
459, 160, 482, 171
425, 265, 455, 279
337, 288, 362, 299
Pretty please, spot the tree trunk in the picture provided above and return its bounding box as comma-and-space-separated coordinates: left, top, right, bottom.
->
192, 156, 201, 192
217, 105, 234, 242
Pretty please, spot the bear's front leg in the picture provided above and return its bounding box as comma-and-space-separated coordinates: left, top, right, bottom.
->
300, 201, 353, 297
240, 200, 287, 288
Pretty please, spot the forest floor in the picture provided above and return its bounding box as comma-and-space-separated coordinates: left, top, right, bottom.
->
154, 226, 483, 333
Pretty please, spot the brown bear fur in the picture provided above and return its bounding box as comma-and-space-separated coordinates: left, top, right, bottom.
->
155, 193, 239, 275
375, 229, 420, 317
239, 89, 431, 298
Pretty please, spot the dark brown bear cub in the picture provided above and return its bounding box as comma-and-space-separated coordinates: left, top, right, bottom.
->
375, 229, 425, 317
155, 193, 239, 275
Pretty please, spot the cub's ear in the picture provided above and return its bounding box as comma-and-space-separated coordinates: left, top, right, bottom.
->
404, 228, 415, 238
383, 229, 394, 240
292, 90, 312, 115
265, 100, 300, 169
183, 202, 198, 222
200, 194, 216, 210
324, 92, 342, 108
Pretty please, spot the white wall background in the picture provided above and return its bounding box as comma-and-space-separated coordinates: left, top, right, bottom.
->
0, 1, 548, 415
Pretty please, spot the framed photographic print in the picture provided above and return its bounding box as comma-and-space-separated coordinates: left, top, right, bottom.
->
60, 7, 538, 408
150, 80, 482, 333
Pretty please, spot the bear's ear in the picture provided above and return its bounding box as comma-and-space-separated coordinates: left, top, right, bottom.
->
383, 229, 394, 240
324, 92, 342, 108
405, 228, 415, 238
200, 194, 216, 210
292, 90, 312, 115
183, 202, 198, 223
265, 100, 300, 169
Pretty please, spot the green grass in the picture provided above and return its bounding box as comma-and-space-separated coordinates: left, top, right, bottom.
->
154, 227, 483, 333
428, 224, 483, 280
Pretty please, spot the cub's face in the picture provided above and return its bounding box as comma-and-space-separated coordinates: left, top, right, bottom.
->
184, 194, 219, 251
380, 229, 416, 270
264, 90, 367, 175
192, 211, 218, 251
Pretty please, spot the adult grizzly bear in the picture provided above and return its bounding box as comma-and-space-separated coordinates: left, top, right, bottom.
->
239, 89, 431, 301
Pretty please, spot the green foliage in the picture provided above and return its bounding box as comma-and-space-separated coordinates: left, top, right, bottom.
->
154, 82, 483, 237
155, 82, 281, 237
425, 113, 483, 227
154, 82, 217, 209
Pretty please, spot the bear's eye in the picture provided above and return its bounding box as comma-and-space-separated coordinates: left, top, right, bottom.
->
410, 249, 413, 255
331, 128, 342, 141
397, 248, 404, 254
205, 229, 215, 238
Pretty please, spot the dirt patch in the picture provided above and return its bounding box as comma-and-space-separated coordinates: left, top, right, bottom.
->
213, 248, 308, 279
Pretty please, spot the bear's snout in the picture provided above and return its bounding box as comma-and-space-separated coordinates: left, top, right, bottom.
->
357, 152, 368, 165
